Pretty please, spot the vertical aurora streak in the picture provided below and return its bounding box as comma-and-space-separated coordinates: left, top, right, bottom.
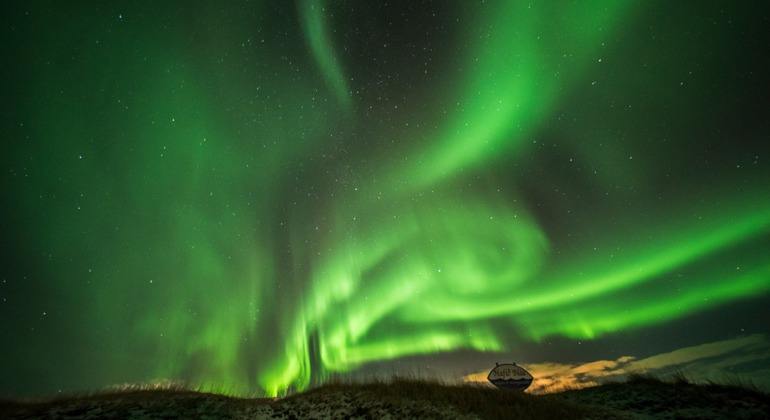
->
300, 0, 352, 111
1, 0, 768, 397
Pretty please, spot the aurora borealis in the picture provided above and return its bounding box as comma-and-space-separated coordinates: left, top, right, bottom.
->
1, 0, 769, 397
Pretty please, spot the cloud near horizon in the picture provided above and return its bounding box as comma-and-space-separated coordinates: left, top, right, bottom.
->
464, 334, 770, 394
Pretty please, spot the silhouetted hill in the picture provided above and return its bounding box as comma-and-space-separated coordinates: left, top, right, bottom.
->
2, 377, 768, 419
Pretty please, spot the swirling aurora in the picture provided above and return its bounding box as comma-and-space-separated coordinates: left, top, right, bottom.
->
1, 1, 769, 397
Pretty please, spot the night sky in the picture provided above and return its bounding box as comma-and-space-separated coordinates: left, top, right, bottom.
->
1, 1, 769, 397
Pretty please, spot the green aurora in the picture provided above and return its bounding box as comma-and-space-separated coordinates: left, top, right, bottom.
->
1, 1, 769, 397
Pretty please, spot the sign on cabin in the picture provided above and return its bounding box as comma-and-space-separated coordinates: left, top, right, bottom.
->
487, 362, 533, 391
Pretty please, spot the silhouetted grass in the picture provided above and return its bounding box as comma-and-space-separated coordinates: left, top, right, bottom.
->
708, 372, 763, 393
279, 377, 603, 419
3, 373, 768, 419
0, 377, 606, 419
623, 369, 767, 394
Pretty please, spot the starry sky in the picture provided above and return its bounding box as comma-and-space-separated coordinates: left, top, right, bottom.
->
1, 1, 769, 397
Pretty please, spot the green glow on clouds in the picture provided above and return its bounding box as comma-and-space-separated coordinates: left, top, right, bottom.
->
3, 1, 768, 397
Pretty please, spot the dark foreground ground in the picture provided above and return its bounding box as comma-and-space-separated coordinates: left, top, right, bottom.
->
2, 377, 769, 419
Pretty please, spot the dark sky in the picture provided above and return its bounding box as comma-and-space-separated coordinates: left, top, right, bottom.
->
1, 0, 769, 397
